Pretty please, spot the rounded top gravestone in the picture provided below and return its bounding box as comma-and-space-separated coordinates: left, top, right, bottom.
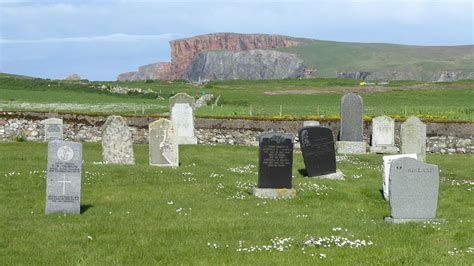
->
340, 93, 364, 142
400, 116, 427, 161
101, 115, 135, 165
169, 92, 195, 110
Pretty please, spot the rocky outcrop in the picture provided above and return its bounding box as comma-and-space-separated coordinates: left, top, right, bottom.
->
433, 71, 474, 82
117, 63, 171, 81
184, 49, 308, 81
167, 33, 300, 80
65, 74, 80, 80
117, 33, 301, 81
338, 72, 371, 80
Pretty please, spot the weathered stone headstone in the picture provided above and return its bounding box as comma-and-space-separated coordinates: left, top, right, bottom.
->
385, 157, 439, 223
254, 133, 295, 198
43, 118, 63, 142
299, 126, 343, 179
370, 116, 398, 153
340, 93, 363, 141
171, 103, 197, 144
149, 119, 178, 167
382, 153, 417, 201
303, 121, 320, 127
102, 115, 135, 164
169, 92, 195, 110
400, 116, 427, 161
45, 140, 82, 214
337, 93, 366, 154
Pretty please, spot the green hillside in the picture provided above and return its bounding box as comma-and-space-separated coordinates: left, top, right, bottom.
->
281, 40, 474, 80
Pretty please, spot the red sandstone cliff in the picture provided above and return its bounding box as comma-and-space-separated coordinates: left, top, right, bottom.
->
163, 33, 301, 80
117, 33, 301, 81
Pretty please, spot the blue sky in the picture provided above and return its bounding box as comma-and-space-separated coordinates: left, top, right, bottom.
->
1, 0, 473, 80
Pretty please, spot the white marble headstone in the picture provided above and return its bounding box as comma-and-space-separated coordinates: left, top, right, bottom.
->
303, 121, 320, 127
149, 119, 179, 167
382, 153, 417, 201
372, 116, 395, 146
171, 103, 197, 144
43, 118, 63, 142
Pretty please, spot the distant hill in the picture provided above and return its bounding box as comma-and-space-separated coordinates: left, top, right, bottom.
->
117, 33, 474, 82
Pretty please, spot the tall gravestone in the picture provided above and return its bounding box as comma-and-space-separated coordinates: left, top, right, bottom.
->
45, 140, 82, 214
385, 157, 440, 223
337, 93, 366, 154
382, 153, 417, 201
400, 116, 426, 161
43, 118, 63, 142
169, 92, 195, 110
254, 133, 296, 199
171, 103, 198, 144
149, 119, 179, 167
102, 115, 135, 164
370, 116, 398, 154
299, 126, 343, 179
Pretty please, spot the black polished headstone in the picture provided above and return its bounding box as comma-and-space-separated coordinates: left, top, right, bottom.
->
258, 133, 293, 189
299, 126, 336, 177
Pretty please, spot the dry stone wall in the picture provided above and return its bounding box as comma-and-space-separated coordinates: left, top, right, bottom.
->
0, 112, 472, 154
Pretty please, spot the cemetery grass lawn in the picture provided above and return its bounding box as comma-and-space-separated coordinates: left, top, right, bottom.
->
1, 142, 473, 264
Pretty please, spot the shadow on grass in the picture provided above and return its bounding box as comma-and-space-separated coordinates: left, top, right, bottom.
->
80, 205, 94, 214
298, 168, 308, 177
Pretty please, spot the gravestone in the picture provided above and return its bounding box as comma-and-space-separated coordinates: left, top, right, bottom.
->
169, 92, 195, 110
45, 140, 82, 214
43, 118, 63, 142
382, 153, 417, 201
337, 93, 366, 154
171, 103, 197, 144
102, 115, 135, 164
254, 133, 296, 198
299, 126, 343, 179
385, 157, 439, 223
370, 116, 398, 154
149, 119, 178, 167
400, 116, 426, 161
303, 121, 320, 127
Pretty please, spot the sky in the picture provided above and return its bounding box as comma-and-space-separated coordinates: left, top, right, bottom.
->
0, 0, 473, 81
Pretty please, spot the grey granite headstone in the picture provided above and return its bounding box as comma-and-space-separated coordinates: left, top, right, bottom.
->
400, 116, 427, 161
102, 115, 135, 164
382, 153, 417, 201
43, 118, 63, 142
169, 92, 195, 110
149, 119, 178, 167
385, 157, 439, 223
171, 103, 197, 144
45, 140, 82, 214
370, 116, 398, 153
340, 93, 363, 141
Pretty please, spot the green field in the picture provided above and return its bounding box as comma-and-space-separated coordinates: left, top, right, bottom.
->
281, 40, 474, 79
1, 74, 473, 121
0, 143, 472, 264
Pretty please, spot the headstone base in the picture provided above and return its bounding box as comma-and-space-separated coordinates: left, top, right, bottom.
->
178, 137, 198, 145
307, 169, 345, 180
370, 145, 399, 154
384, 217, 445, 224
253, 188, 296, 199
336, 141, 367, 154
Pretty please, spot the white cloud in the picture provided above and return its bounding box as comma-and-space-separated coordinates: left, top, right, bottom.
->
0, 33, 181, 44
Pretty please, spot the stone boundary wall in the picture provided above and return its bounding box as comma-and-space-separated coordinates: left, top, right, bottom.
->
0, 112, 472, 154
